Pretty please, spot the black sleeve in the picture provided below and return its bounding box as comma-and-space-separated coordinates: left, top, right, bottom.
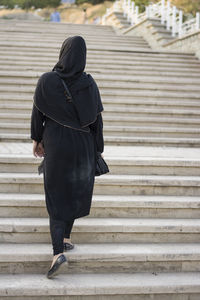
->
30, 103, 45, 143
89, 112, 104, 153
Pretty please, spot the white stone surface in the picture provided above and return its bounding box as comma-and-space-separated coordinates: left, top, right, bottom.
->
0, 272, 200, 296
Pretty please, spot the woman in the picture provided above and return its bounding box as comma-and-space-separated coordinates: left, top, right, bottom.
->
30, 36, 104, 279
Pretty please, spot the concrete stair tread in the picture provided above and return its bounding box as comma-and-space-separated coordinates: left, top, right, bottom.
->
1, 123, 200, 134
152, 28, 172, 35
104, 106, 200, 113
0, 193, 200, 208
2, 73, 200, 84
2, 112, 200, 125
1, 217, 200, 233
1, 172, 200, 183
0, 52, 196, 62
1, 242, 200, 262
0, 272, 200, 296
2, 60, 200, 69
0, 143, 199, 156
2, 114, 200, 127
2, 104, 200, 114
1, 153, 200, 165
2, 65, 200, 75
0, 42, 194, 56
1, 142, 200, 156
1, 87, 200, 98
0, 41, 150, 51
2, 133, 200, 144
2, 100, 200, 109
0, 46, 195, 57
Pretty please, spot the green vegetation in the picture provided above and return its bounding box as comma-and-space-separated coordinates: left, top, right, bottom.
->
172, 0, 200, 15
0, 0, 60, 9
0, 0, 199, 15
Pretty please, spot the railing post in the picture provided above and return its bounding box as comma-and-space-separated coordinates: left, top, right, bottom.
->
135, 5, 139, 23
131, 1, 135, 25
127, 0, 131, 22
196, 12, 200, 30
166, 0, 170, 30
172, 5, 176, 37
161, 0, 165, 24
146, 6, 150, 19
123, 0, 127, 17
178, 10, 183, 37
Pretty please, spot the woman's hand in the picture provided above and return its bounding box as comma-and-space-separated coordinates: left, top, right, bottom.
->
33, 140, 45, 157
101, 153, 104, 159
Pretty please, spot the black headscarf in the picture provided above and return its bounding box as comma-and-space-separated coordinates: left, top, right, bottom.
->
33, 35, 103, 132
52, 35, 87, 82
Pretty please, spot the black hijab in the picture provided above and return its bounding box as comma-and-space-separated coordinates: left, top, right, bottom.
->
33, 35, 103, 132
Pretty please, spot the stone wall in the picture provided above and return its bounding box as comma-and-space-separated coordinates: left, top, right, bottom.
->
123, 17, 200, 59
123, 19, 163, 50
164, 30, 200, 60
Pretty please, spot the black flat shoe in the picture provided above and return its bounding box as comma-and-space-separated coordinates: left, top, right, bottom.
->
63, 242, 74, 251
46, 254, 67, 279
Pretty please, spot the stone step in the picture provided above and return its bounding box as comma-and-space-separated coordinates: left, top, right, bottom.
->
0, 22, 113, 29
0, 27, 116, 36
1, 217, 200, 243
2, 101, 200, 115
153, 31, 174, 40
0, 27, 114, 35
1, 153, 200, 175
2, 78, 200, 93
0, 242, 200, 274
103, 106, 200, 117
1, 85, 200, 100
2, 72, 200, 86
0, 49, 197, 63
0, 31, 146, 41
1, 122, 200, 139
0, 193, 199, 218
0, 40, 194, 55
152, 28, 173, 35
0, 37, 149, 48
1, 96, 200, 110
0, 48, 196, 62
1, 58, 199, 69
0, 272, 199, 299
2, 112, 200, 127
0, 41, 150, 52
157, 34, 175, 42
2, 133, 200, 147
2, 63, 200, 76
5, 105, 200, 119
0, 173, 200, 196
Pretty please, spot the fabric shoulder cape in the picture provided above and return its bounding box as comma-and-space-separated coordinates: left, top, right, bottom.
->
33, 71, 104, 133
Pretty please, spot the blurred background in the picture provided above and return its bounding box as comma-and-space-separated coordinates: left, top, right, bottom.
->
0, 0, 200, 24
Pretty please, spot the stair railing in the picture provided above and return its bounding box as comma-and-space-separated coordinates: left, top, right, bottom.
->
102, 0, 122, 25
102, 0, 200, 39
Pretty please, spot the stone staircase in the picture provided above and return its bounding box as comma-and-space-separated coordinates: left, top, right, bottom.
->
145, 18, 175, 46
0, 19, 200, 299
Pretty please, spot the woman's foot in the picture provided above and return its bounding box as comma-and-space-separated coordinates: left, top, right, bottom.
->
63, 238, 73, 244
50, 253, 63, 268
47, 253, 67, 279
63, 238, 74, 251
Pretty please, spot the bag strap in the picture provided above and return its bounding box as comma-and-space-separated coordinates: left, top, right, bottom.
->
53, 70, 73, 102
60, 78, 73, 102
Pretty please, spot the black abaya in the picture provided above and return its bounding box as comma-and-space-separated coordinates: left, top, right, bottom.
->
30, 35, 104, 223
31, 105, 104, 222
